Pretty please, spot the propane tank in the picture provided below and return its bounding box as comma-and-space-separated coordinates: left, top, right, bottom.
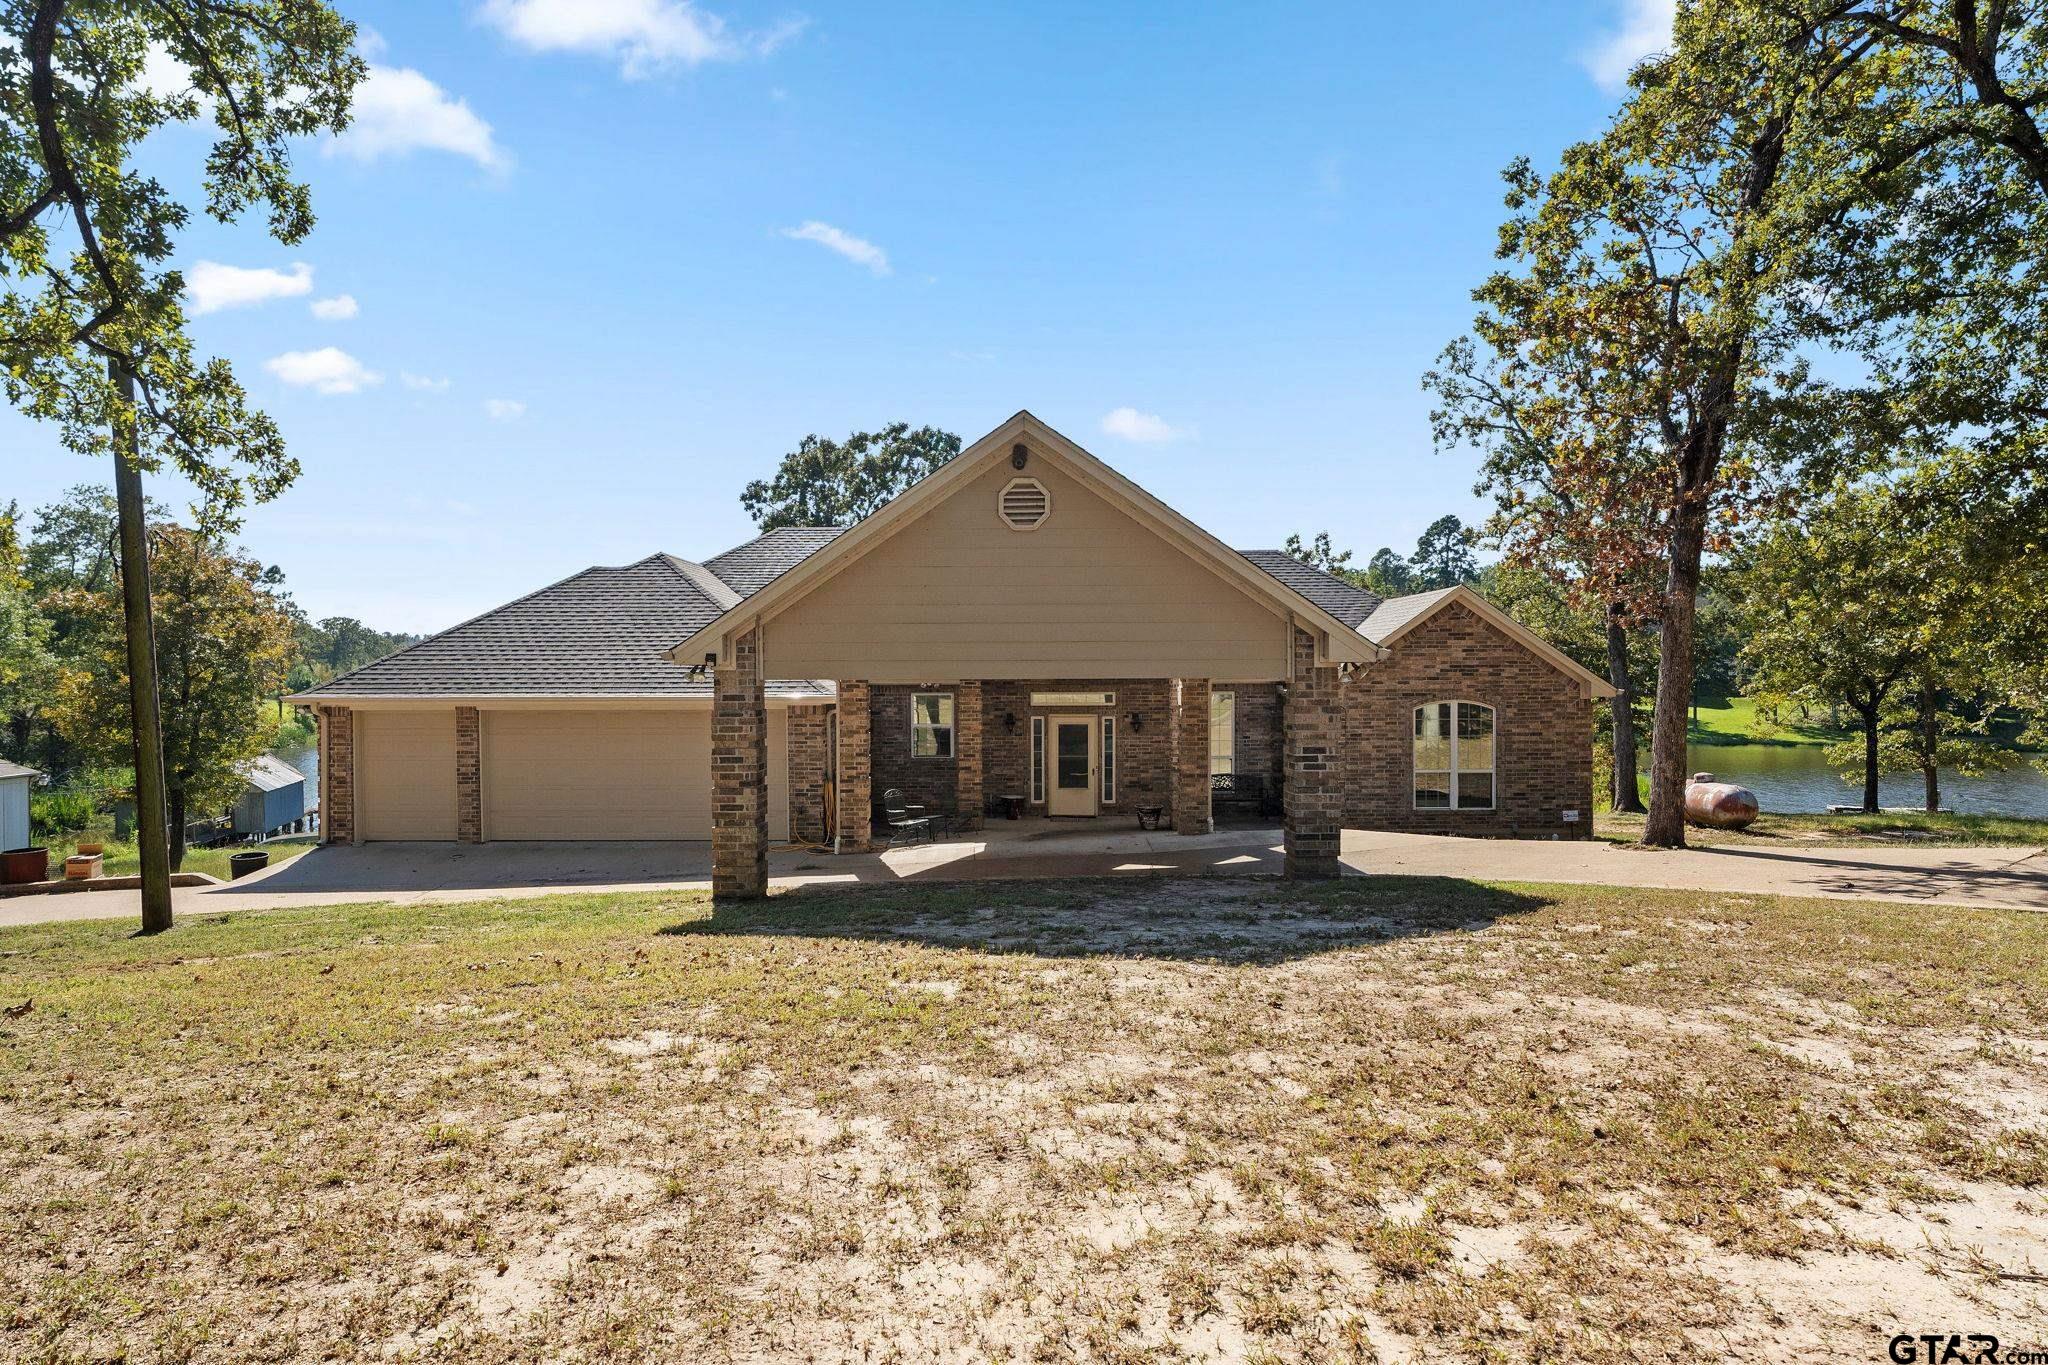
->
1684, 772, 1760, 830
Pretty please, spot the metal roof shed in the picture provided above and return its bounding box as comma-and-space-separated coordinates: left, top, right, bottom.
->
234, 755, 308, 838
0, 759, 39, 852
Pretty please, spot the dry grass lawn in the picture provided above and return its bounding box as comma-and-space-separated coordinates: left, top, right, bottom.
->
4, 875, 2048, 1362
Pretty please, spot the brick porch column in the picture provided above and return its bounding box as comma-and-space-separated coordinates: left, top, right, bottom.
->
1284, 625, 1343, 878
956, 681, 984, 831
835, 680, 872, 853
712, 627, 768, 899
456, 706, 482, 843
787, 706, 830, 845
1172, 678, 1212, 834
320, 706, 354, 845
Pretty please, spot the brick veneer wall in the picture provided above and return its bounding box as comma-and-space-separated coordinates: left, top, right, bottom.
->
319, 705, 353, 844
870, 684, 959, 812
1284, 626, 1343, 877
1343, 601, 1594, 839
956, 682, 984, 831
983, 679, 1174, 815
711, 627, 768, 897
455, 706, 482, 844
786, 704, 830, 845
836, 680, 872, 852
1225, 684, 1284, 791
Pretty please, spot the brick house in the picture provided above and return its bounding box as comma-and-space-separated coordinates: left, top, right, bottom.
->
295, 411, 1612, 896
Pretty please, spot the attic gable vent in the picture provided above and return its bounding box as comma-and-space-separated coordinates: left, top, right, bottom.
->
998, 477, 1051, 531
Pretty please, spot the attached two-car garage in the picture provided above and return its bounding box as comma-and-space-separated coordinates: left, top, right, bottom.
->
348, 706, 789, 842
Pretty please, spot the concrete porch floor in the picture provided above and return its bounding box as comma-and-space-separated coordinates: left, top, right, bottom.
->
4, 818, 2044, 926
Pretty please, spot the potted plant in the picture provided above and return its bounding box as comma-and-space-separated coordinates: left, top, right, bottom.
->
229, 849, 270, 879
1, 846, 49, 885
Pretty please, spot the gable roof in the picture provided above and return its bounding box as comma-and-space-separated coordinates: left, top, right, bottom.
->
666, 411, 1388, 669
1237, 551, 1383, 630
241, 754, 306, 792
1360, 586, 1617, 698
704, 527, 846, 596
292, 553, 833, 701
0, 759, 39, 781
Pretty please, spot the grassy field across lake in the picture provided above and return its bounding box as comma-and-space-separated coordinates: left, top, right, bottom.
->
1598, 808, 2048, 848
5, 876, 2047, 1361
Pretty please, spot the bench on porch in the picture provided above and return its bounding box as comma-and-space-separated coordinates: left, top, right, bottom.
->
1211, 771, 1277, 820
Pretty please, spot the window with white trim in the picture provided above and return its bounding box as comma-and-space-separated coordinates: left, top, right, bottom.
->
1209, 690, 1236, 775
1414, 701, 1494, 810
911, 692, 954, 758
1101, 716, 1117, 803
1029, 716, 1046, 803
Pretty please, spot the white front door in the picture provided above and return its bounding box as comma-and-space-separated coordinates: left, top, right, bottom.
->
1047, 715, 1098, 817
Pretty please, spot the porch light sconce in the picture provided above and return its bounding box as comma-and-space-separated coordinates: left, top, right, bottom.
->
1003, 711, 1017, 733
1011, 443, 1029, 470
1127, 712, 1143, 733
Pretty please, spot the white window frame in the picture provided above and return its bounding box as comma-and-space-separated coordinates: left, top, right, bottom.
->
1413, 700, 1495, 811
1101, 716, 1117, 804
1209, 689, 1236, 776
1029, 716, 1046, 804
911, 692, 955, 760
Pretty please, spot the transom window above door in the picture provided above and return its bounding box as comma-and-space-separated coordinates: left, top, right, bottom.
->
1414, 701, 1494, 810
911, 692, 954, 758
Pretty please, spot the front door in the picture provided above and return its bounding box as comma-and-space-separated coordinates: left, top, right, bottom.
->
1048, 715, 1098, 817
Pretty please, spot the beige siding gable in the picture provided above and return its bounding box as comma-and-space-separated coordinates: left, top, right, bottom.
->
761, 454, 1293, 682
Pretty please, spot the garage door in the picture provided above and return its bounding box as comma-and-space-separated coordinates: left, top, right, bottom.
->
357, 710, 458, 840
480, 709, 788, 841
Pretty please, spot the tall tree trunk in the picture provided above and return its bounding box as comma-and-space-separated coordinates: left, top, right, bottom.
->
168, 787, 187, 872
1645, 498, 1709, 846
1606, 603, 1645, 813
1852, 696, 1881, 813
1918, 681, 1940, 813
111, 358, 173, 931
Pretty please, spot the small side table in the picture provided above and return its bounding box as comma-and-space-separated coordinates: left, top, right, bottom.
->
999, 794, 1027, 820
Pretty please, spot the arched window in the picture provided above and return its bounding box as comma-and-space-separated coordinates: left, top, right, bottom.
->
1414, 701, 1494, 810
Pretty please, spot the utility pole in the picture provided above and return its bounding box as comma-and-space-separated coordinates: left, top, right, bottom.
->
110, 357, 172, 932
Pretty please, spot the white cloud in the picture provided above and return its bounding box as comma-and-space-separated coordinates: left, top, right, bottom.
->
479, 0, 801, 77
326, 65, 509, 171
184, 261, 314, 315
483, 398, 527, 420
1581, 0, 1675, 92
310, 293, 359, 320
265, 347, 383, 395
1100, 407, 1192, 444
401, 372, 453, 391
778, 221, 890, 276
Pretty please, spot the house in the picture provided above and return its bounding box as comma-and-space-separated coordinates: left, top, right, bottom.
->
294, 411, 1613, 895
233, 754, 309, 839
0, 760, 37, 852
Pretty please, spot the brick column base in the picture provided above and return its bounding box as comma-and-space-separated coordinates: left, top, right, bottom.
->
712, 628, 768, 899
456, 706, 482, 843
956, 681, 984, 831
1172, 678, 1212, 835
1284, 626, 1343, 878
320, 706, 354, 845
835, 680, 872, 853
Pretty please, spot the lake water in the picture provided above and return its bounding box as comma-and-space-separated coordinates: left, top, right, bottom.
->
278, 745, 317, 797
1679, 743, 2048, 818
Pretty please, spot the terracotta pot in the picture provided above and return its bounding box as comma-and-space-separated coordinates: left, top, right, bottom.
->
75, 840, 104, 856
2, 846, 50, 884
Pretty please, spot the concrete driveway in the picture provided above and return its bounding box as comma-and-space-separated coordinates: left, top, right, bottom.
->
5, 823, 2045, 928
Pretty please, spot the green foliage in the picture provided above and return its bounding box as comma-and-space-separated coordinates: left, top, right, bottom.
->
741, 423, 962, 530
1284, 520, 1479, 597
48, 524, 299, 864
1409, 515, 1478, 590
29, 784, 96, 837
1280, 531, 1368, 587
289, 617, 419, 690
1, 1, 364, 527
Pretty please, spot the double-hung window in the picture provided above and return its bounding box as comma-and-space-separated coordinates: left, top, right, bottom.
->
911, 693, 954, 758
1414, 701, 1495, 810
1209, 690, 1236, 775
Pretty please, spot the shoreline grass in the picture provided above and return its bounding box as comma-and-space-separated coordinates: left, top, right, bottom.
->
1597, 807, 2048, 847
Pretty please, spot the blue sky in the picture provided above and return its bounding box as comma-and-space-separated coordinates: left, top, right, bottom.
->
7, 0, 1672, 634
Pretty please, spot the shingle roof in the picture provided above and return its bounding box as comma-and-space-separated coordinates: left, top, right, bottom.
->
1357, 587, 1459, 644
704, 526, 846, 597
0, 759, 40, 781
296, 554, 833, 700
1236, 551, 1384, 631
